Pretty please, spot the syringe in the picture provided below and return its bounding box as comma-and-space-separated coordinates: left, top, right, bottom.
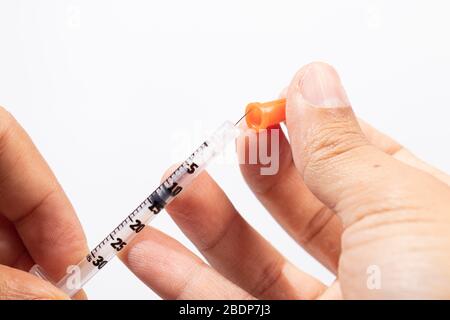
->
30, 120, 242, 297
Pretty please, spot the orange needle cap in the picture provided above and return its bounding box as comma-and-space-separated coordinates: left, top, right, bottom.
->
245, 98, 286, 131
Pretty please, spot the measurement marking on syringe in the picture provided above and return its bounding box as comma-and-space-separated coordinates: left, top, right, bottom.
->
50, 121, 240, 297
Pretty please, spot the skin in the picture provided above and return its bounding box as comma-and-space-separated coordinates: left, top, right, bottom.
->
1, 61, 450, 299
119, 62, 450, 300
0, 106, 88, 299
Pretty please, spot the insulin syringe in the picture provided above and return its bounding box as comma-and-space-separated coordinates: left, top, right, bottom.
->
30, 97, 288, 297
30, 120, 242, 297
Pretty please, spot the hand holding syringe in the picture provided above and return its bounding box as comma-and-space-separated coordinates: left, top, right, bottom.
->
29, 99, 286, 297
30, 121, 240, 296
3, 62, 450, 300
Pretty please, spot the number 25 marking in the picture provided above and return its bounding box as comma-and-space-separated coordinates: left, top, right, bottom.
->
110, 238, 127, 251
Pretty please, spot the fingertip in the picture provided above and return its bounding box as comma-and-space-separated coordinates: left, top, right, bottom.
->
124, 229, 172, 276
160, 163, 181, 183
284, 62, 362, 168
119, 227, 210, 300
288, 61, 323, 92
71, 289, 88, 300
160, 162, 199, 214
278, 87, 288, 99
287, 62, 350, 111
119, 227, 168, 267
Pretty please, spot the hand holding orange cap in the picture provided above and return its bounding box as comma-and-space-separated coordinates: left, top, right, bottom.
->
245, 98, 286, 131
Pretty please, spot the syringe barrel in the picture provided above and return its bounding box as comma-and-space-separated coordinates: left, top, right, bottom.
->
205, 121, 241, 156
30, 121, 241, 297
159, 120, 240, 208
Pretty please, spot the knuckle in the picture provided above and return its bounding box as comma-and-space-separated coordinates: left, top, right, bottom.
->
299, 205, 335, 246
160, 163, 181, 183
0, 106, 14, 132
0, 106, 17, 148
303, 118, 367, 174
250, 257, 284, 297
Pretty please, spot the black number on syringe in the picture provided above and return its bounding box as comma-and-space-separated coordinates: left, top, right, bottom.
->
187, 162, 198, 174
92, 256, 108, 269
130, 219, 145, 233
110, 238, 127, 251
167, 182, 182, 196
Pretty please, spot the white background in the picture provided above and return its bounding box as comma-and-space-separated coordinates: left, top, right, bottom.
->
1, 0, 449, 299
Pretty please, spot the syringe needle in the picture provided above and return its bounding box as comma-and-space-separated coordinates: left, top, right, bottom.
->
234, 109, 253, 126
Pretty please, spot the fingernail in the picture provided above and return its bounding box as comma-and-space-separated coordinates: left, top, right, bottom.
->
298, 63, 350, 108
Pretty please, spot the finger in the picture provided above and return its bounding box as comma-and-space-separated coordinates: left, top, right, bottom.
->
357, 119, 402, 155
317, 281, 342, 300
237, 124, 342, 272
0, 107, 88, 279
0, 264, 68, 300
394, 149, 450, 184
164, 168, 327, 299
284, 62, 449, 227
285, 62, 450, 299
0, 215, 87, 299
359, 119, 450, 185
120, 227, 254, 300
0, 215, 34, 270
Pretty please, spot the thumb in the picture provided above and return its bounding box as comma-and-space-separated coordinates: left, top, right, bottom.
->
285, 62, 446, 227
0, 265, 69, 300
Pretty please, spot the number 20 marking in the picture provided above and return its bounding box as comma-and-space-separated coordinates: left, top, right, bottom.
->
130, 219, 145, 233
